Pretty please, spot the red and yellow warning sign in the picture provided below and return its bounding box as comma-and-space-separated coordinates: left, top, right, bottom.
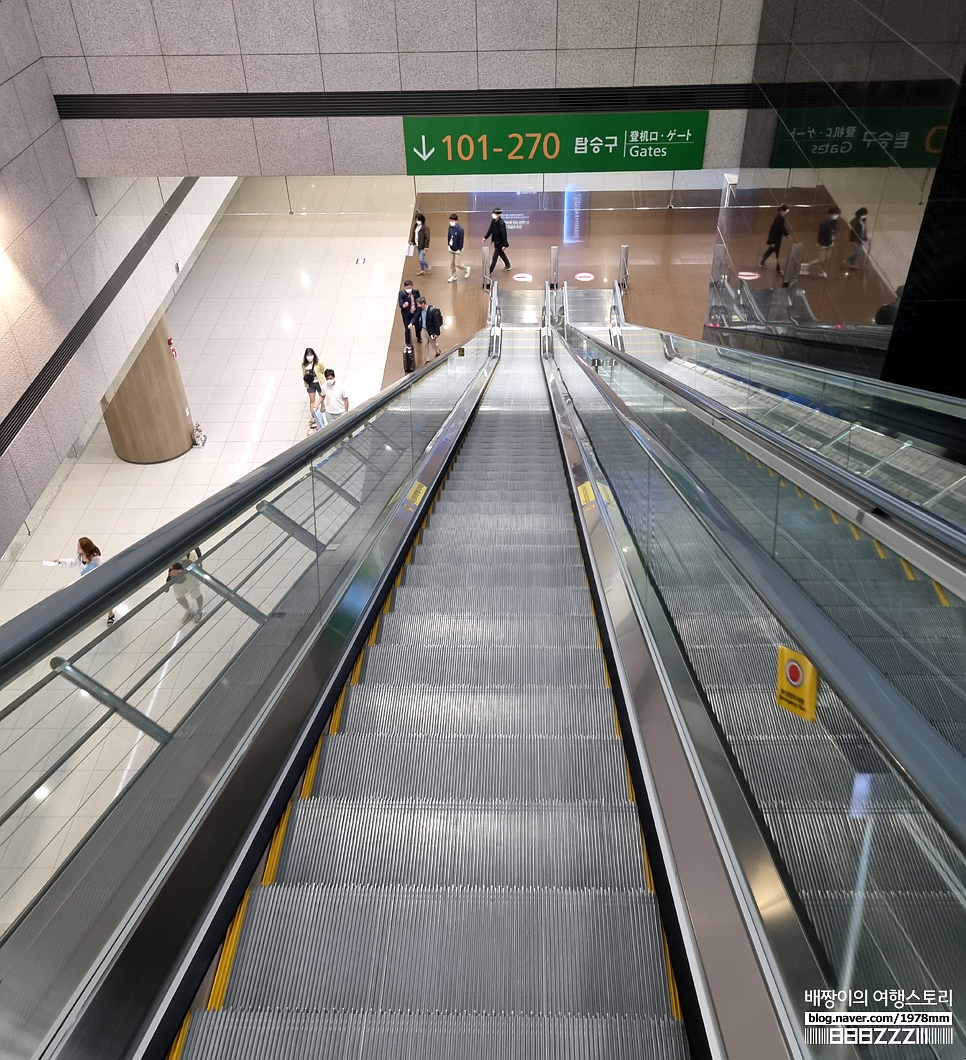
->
776, 646, 818, 722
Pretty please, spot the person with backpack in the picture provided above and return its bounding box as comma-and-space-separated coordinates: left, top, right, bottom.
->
416, 297, 444, 358
482, 207, 511, 275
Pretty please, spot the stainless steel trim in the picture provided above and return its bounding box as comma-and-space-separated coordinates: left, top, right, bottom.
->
570, 327, 966, 571
553, 329, 966, 856
542, 349, 808, 1060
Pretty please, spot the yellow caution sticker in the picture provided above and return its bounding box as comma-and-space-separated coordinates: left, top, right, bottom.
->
406, 480, 427, 506
577, 481, 595, 506
776, 646, 818, 723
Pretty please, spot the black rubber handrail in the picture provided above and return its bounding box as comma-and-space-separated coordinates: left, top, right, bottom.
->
553, 326, 966, 855
570, 326, 966, 562
0, 339, 486, 687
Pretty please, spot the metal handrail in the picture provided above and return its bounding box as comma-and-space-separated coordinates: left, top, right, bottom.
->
568, 326, 966, 561
611, 279, 626, 326
552, 326, 966, 854
0, 339, 485, 687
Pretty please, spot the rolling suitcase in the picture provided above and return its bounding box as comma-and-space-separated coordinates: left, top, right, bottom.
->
403, 345, 416, 373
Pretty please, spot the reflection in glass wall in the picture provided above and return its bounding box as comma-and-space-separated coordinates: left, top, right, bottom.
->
713, 0, 962, 368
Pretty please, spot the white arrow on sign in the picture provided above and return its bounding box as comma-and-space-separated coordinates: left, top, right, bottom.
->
412, 135, 435, 161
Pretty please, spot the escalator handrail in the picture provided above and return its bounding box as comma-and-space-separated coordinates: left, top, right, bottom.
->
571, 327, 966, 561
552, 326, 966, 855
0, 340, 484, 688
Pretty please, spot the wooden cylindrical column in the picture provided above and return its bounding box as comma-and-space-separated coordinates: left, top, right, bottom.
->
103, 314, 194, 463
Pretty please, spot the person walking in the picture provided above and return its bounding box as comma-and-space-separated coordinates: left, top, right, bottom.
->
321, 368, 349, 420
845, 207, 869, 270
414, 212, 431, 275
804, 207, 840, 278
447, 213, 471, 282
49, 537, 116, 625
301, 348, 324, 430
167, 557, 204, 625
482, 207, 511, 275
416, 297, 443, 357
759, 203, 790, 275
398, 279, 422, 356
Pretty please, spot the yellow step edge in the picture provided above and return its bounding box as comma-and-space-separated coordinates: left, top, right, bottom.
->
768, 467, 775, 477
381, 588, 394, 615
745, 451, 751, 461
640, 828, 655, 893
165, 1013, 192, 1060
367, 613, 381, 647
613, 706, 622, 739
829, 509, 840, 525
625, 760, 635, 803
328, 683, 348, 735
794, 485, 803, 499
932, 580, 951, 606
350, 648, 365, 686
755, 459, 762, 469
850, 523, 861, 540
261, 801, 292, 886
811, 496, 821, 510
207, 888, 251, 1011
900, 557, 916, 581
662, 927, 683, 1020
873, 539, 886, 559
300, 736, 324, 796
779, 478, 786, 487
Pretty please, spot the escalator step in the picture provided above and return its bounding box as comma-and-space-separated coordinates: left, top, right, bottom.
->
314, 734, 629, 804
339, 683, 616, 736
279, 802, 647, 889
183, 1009, 688, 1060
407, 544, 583, 568
402, 563, 585, 589
376, 612, 599, 647
429, 512, 575, 532
225, 886, 672, 1017
390, 584, 593, 616
360, 644, 607, 685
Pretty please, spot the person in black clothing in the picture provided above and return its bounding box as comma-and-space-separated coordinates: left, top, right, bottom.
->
805, 207, 840, 278
846, 207, 869, 269
759, 203, 790, 274
874, 285, 903, 325
482, 207, 511, 274
397, 279, 422, 349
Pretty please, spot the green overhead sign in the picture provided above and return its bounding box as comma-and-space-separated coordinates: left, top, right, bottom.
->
771, 106, 950, 168
403, 111, 708, 175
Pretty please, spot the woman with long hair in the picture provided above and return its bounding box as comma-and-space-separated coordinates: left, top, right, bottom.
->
49, 537, 116, 624
301, 348, 324, 430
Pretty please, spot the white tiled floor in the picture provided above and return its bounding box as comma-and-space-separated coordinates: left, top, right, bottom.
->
0, 175, 416, 624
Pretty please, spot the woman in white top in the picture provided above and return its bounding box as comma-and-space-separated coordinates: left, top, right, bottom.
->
50, 536, 115, 624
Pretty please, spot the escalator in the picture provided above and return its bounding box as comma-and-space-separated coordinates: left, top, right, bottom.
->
1, 290, 964, 1060
180, 330, 688, 1058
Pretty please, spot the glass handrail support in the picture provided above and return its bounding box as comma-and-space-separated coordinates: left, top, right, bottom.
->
549, 331, 966, 1058
0, 334, 496, 1058
608, 323, 966, 526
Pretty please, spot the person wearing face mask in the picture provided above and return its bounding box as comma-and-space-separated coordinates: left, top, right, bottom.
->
413, 212, 431, 275
320, 368, 349, 420
482, 207, 511, 275
447, 212, 471, 282
398, 279, 422, 368
301, 347, 324, 430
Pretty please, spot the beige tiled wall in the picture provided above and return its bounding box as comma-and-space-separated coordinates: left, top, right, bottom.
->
1, 0, 238, 552
21, 0, 765, 175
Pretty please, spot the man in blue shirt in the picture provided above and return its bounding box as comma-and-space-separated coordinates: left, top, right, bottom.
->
447, 213, 471, 282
